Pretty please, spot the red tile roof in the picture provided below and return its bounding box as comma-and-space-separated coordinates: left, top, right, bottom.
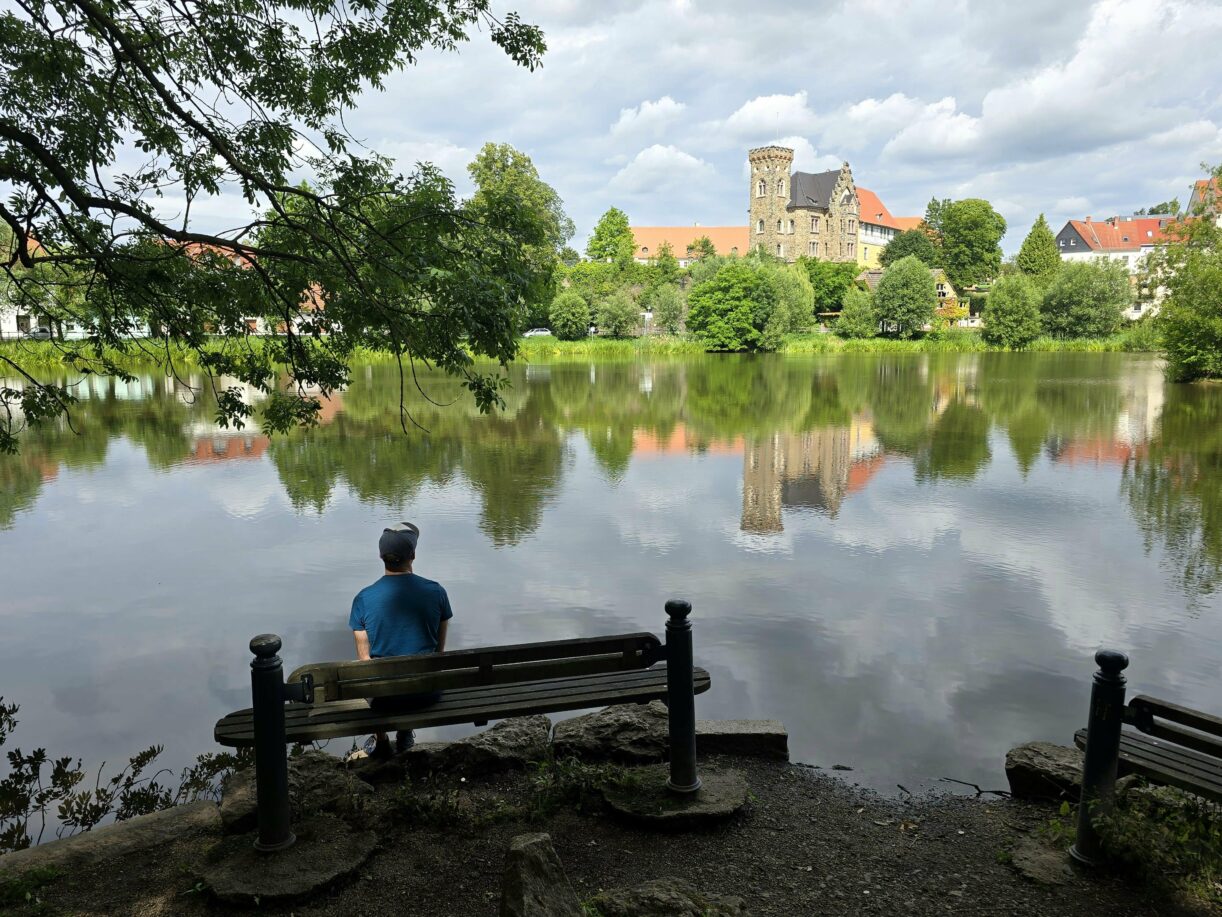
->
891, 216, 924, 232
1068, 216, 1171, 252
855, 187, 900, 230
631, 226, 749, 260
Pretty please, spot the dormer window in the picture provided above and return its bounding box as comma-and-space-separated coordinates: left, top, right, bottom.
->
641, 247, 648, 255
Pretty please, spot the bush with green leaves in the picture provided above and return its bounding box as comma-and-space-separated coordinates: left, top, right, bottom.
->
648, 285, 687, 334
799, 258, 861, 313
597, 289, 640, 338
874, 256, 937, 338
1040, 260, 1131, 338
835, 286, 878, 338
982, 274, 1042, 348
1015, 214, 1062, 287
686, 257, 811, 351
548, 291, 590, 341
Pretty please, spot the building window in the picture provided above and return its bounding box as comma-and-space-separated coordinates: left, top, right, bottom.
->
809, 241, 818, 256
756, 220, 764, 234
811, 216, 819, 233
1059, 240, 1065, 247
641, 247, 648, 255
863, 247, 868, 259
788, 219, 795, 234
777, 180, 785, 196
757, 180, 765, 197
1070, 238, 1076, 245
777, 219, 783, 232
776, 243, 783, 257
848, 242, 855, 256
731, 247, 738, 254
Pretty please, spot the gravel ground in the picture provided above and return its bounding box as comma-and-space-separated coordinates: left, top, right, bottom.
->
28, 756, 1217, 917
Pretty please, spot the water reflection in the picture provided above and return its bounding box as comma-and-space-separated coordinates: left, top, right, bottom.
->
3, 353, 1221, 791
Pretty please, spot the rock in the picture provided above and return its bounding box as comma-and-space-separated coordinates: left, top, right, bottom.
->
1004, 742, 1083, 801
219, 751, 373, 833
203, 813, 376, 904
0, 801, 220, 877
1009, 839, 1076, 886
553, 702, 669, 763
588, 877, 747, 916
696, 720, 788, 761
499, 832, 582, 917
602, 765, 750, 829
407, 716, 552, 777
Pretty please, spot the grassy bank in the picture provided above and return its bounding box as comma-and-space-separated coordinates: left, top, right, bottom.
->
1, 325, 1161, 375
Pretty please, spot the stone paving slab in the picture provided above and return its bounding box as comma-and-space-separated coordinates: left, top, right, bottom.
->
696, 719, 788, 760
602, 765, 749, 830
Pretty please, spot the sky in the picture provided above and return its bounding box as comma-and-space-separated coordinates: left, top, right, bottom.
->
183, 0, 1222, 254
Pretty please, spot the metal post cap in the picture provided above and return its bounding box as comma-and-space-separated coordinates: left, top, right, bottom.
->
250, 634, 283, 657
1095, 649, 1129, 673
665, 599, 692, 619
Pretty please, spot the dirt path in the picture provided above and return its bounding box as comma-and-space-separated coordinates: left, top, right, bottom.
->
30, 756, 1215, 916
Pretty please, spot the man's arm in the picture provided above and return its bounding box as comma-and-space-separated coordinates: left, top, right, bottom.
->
353, 630, 372, 661
436, 619, 449, 654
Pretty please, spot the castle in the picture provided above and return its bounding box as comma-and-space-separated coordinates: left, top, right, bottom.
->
747, 146, 861, 264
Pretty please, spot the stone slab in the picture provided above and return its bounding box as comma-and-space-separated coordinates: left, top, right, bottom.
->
1010, 839, 1076, 886
0, 801, 221, 877
588, 877, 748, 916
499, 832, 583, 917
696, 719, 788, 760
203, 813, 376, 904
602, 765, 749, 830
1005, 742, 1083, 801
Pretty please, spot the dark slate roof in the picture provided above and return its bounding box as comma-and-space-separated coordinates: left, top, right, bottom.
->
789, 170, 839, 210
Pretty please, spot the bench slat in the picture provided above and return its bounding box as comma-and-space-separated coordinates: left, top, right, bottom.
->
1129, 695, 1222, 740
220, 668, 693, 731
215, 667, 710, 747
1074, 728, 1222, 804
1143, 720, 1222, 760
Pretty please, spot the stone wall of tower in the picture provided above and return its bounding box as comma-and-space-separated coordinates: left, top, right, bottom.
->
747, 146, 795, 260
824, 163, 860, 262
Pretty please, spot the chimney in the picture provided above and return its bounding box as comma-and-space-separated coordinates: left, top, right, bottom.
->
1085, 215, 1092, 223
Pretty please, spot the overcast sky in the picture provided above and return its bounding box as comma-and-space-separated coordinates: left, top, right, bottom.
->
191, 0, 1222, 253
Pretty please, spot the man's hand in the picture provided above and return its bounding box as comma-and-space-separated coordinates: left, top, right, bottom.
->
353, 630, 372, 661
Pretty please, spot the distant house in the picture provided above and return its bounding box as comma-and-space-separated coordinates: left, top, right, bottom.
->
630, 226, 749, 267
855, 187, 902, 269
1187, 177, 1221, 224
1054, 215, 1172, 317
855, 266, 969, 326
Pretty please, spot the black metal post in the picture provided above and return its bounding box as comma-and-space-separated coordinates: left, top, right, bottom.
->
1070, 649, 1129, 866
664, 599, 701, 795
250, 633, 295, 852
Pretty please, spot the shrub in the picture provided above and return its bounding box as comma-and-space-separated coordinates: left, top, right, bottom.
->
799, 258, 861, 313
1157, 246, 1222, 381
874, 256, 936, 338
649, 284, 686, 334
548, 291, 589, 341
596, 288, 639, 338
687, 260, 776, 351
982, 274, 1042, 348
1040, 260, 1131, 338
835, 286, 878, 338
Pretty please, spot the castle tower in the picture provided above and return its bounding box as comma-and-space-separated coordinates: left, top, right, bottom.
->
748, 146, 794, 261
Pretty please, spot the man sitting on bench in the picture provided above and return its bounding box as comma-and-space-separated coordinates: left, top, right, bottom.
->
349, 522, 452, 757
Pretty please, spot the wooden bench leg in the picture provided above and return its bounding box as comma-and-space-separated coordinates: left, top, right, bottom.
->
250, 634, 295, 852
664, 600, 701, 794
1070, 649, 1129, 866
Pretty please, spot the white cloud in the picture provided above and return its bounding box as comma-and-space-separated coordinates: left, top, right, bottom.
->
610, 96, 687, 141
719, 91, 819, 141
609, 145, 716, 195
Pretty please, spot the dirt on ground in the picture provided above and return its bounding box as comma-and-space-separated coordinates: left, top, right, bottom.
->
23, 756, 1219, 917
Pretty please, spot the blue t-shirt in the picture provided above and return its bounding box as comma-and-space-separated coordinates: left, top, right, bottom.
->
348, 574, 453, 658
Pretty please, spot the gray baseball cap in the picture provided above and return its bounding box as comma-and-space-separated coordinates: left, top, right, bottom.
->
379, 522, 420, 557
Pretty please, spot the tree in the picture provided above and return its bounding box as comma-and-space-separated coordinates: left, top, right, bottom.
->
650, 285, 686, 334
686, 261, 777, 351
1136, 199, 1180, 216
924, 197, 951, 240
586, 207, 636, 267
686, 236, 717, 260
756, 257, 815, 346
799, 258, 860, 313
1152, 165, 1222, 381
836, 286, 878, 339
874, 256, 936, 338
559, 246, 582, 267
1015, 214, 1061, 285
1040, 260, 1131, 338
0, 0, 549, 453
941, 199, 1007, 290
597, 288, 639, 338
982, 274, 1042, 348
652, 241, 681, 286
687, 253, 726, 286
548, 292, 589, 341
880, 229, 939, 268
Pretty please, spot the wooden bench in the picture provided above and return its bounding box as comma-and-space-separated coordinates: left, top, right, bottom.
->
214, 599, 710, 851
1070, 650, 1222, 865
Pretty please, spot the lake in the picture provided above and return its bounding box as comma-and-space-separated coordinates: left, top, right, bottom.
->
1, 352, 1219, 793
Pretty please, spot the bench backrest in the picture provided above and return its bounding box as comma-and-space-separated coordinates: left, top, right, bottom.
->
286, 632, 665, 703
1127, 694, 1222, 760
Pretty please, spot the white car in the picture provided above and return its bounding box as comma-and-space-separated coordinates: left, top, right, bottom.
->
523, 328, 552, 337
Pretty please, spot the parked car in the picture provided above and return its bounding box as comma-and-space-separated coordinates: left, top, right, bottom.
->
523, 328, 552, 337
23, 328, 52, 340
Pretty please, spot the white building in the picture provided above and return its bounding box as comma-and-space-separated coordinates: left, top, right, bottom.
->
1053, 215, 1171, 318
